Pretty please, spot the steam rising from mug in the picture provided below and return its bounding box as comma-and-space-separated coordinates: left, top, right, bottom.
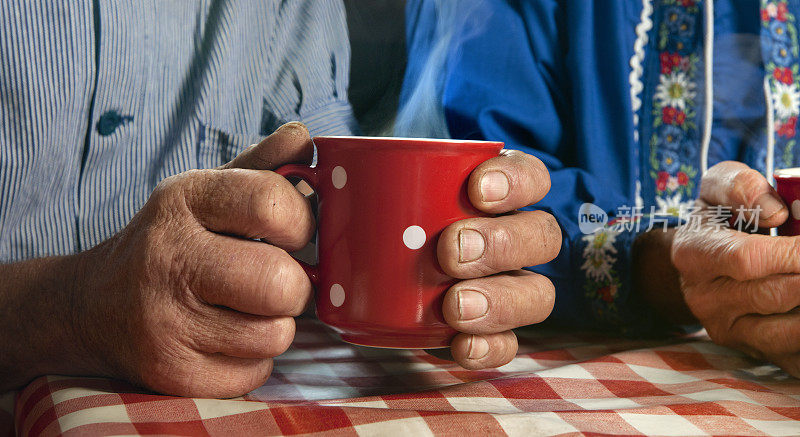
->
395, 5, 776, 180
394, 0, 490, 139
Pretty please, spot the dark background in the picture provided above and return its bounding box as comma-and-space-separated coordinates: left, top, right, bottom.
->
344, 0, 407, 135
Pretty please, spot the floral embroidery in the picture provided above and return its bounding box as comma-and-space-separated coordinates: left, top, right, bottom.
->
649, 0, 701, 202
763, 0, 800, 167
581, 227, 622, 319
581, 228, 618, 282
655, 71, 696, 109
655, 192, 688, 216
582, 0, 703, 327
773, 81, 800, 118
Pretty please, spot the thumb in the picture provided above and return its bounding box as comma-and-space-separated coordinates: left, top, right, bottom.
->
699, 161, 788, 228
219, 121, 313, 170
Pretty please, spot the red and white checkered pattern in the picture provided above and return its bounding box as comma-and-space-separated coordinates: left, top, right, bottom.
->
9, 318, 800, 436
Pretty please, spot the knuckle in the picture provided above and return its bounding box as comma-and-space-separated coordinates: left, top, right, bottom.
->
728, 239, 760, 278
785, 237, 800, 262
153, 172, 194, 202
711, 160, 737, 171
150, 171, 218, 230
513, 273, 555, 324
178, 169, 210, 190
268, 257, 309, 316
504, 331, 519, 356
501, 151, 551, 203
683, 281, 718, 322
732, 169, 765, 206
163, 238, 205, 301
151, 176, 176, 200
527, 155, 551, 196
728, 244, 751, 275
269, 318, 296, 355
174, 251, 201, 299
254, 180, 309, 247
538, 276, 556, 319
480, 282, 511, 325
534, 211, 562, 260
705, 321, 733, 347
486, 224, 516, 270
670, 235, 691, 272
749, 283, 784, 314
701, 161, 736, 192
492, 332, 518, 365
499, 273, 555, 326
768, 238, 800, 273
252, 181, 288, 228
290, 199, 315, 247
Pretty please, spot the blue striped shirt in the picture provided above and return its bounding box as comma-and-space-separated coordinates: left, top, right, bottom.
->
0, 0, 357, 262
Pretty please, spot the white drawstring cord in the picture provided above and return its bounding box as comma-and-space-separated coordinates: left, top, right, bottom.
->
764, 75, 778, 237
700, 0, 714, 175
764, 75, 776, 186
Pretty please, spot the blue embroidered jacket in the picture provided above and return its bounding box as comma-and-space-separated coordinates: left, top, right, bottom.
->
402, 0, 796, 332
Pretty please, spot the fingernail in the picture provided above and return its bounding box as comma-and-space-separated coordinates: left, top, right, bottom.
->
480, 171, 510, 202
458, 289, 489, 321
459, 229, 485, 263
756, 192, 785, 219
468, 335, 490, 360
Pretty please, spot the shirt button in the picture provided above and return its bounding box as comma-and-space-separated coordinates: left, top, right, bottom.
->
96, 110, 133, 136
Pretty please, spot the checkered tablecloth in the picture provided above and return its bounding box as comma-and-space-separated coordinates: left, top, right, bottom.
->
8, 317, 800, 436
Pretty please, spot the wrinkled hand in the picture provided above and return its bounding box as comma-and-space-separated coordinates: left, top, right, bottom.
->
672, 161, 800, 375
434, 150, 560, 369
74, 122, 315, 397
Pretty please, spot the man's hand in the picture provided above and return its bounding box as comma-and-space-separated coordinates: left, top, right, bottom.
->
671, 161, 800, 375
0, 122, 316, 397
435, 150, 560, 369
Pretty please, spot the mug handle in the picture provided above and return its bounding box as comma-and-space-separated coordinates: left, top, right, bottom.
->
275, 164, 320, 286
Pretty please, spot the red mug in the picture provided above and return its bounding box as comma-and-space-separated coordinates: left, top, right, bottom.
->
276, 136, 503, 348
774, 168, 800, 235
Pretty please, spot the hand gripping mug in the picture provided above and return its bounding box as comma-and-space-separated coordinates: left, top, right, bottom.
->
276, 136, 503, 348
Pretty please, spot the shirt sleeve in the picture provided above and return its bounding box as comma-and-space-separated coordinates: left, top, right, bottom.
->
401, 0, 675, 334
